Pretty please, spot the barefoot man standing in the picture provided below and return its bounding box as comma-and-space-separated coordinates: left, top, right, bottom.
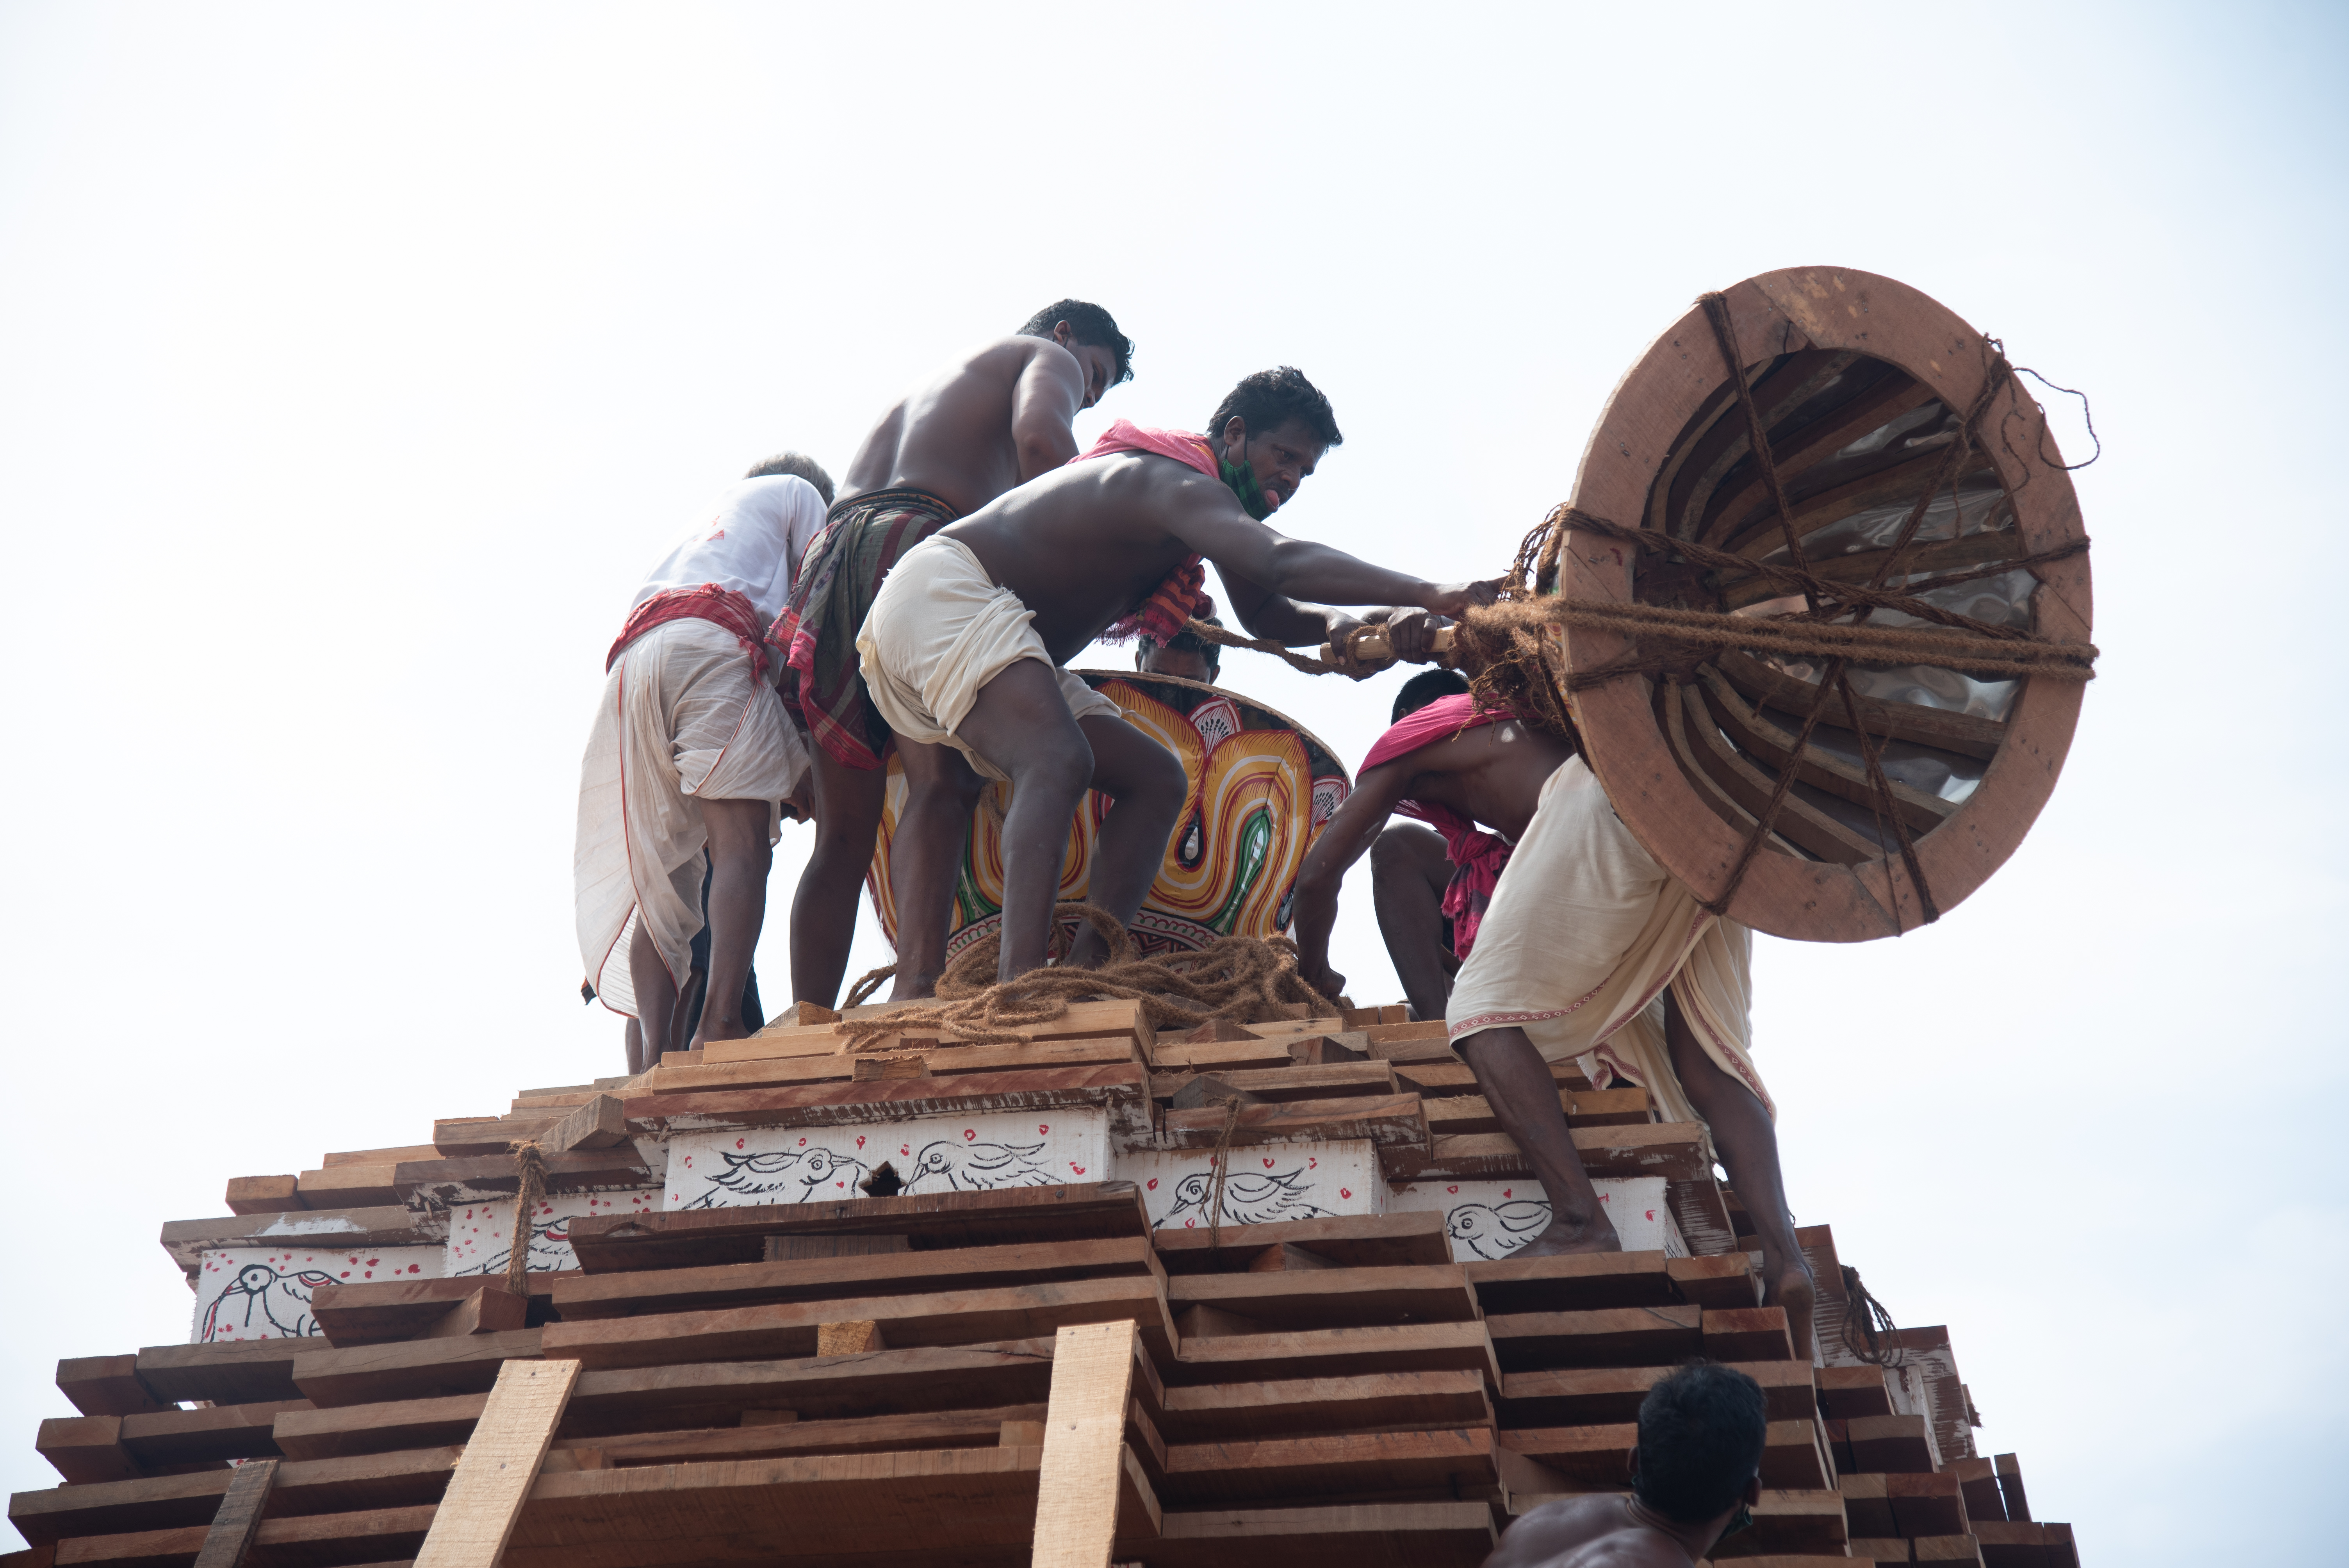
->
1290, 684, 1817, 1357
773, 301, 1135, 1006
856, 366, 1499, 987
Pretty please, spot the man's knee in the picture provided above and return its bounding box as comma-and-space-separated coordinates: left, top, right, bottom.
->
1370, 824, 1420, 877
1121, 734, 1187, 810
1013, 731, 1094, 797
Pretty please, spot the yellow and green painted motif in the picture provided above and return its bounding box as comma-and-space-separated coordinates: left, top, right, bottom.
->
866, 671, 1352, 958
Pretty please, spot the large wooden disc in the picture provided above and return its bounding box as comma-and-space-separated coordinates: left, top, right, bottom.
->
1547, 267, 2092, 942
866, 671, 1353, 957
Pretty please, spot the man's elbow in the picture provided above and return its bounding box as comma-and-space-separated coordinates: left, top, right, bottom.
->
1016, 431, 1071, 475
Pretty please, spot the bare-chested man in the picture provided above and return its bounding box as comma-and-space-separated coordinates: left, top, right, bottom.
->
1291, 685, 1815, 1356
857, 366, 1496, 985
773, 301, 1134, 1007
1483, 1363, 1768, 1567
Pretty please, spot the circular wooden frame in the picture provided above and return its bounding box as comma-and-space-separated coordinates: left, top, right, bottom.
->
1551, 267, 2092, 942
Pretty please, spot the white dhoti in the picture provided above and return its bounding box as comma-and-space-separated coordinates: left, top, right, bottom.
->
1445, 757, 1773, 1147
575, 618, 809, 1018
855, 534, 1123, 782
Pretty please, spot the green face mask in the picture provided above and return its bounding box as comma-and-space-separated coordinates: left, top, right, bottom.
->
1219, 453, 1272, 521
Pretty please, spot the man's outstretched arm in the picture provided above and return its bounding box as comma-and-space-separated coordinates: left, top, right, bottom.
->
1291, 759, 1418, 998
1007, 344, 1089, 481
1166, 485, 1500, 620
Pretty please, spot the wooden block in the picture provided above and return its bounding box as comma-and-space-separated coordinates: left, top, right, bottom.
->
158, 1206, 438, 1272
1156, 1093, 1431, 1151
1148, 1039, 1299, 1072
1157, 1425, 1496, 1506
1840, 1471, 1968, 1540
1285, 1032, 1370, 1065
188, 1456, 275, 1568
1912, 1536, 1985, 1563
55, 1504, 438, 1568
1034, 1320, 1141, 1566
1848, 1539, 1915, 1564
57, 1355, 167, 1418
1119, 1500, 1497, 1564
396, 1147, 657, 1206
1153, 1369, 1490, 1445
1486, 1305, 1703, 1370
1818, 1365, 1899, 1420
740, 1409, 799, 1426
412, 1358, 580, 1568
322, 1144, 442, 1168
1246, 1243, 1334, 1272
1001, 1419, 1047, 1447
36, 1416, 142, 1485
539, 1277, 1179, 1369
1994, 1451, 2032, 1522
273, 1392, 488, 1460
544, 1094, 628, 1153
563, 1339, 1061, 1430
223, 1176, 303, 1216
6, 1447, 462, 1545
1704, 1306, 1795, 1361
624, 1063, 1151, 1138
432, 1114, 559, 1158
294, 1163, 405, 1210
852, 1055, 930, 1082
1499, 1360, 1816, 1427
565, 1180, 1151, 1272
311, 1276, 559, 1347
423, 1283, 531, 1340
1153, 1211, 1452, 1273
788, 1001, 840, 1026
1503, 1422, 1826, 1492
1668, 1254, 1761, 1309
135, 1338, 320, 1406
1399, 1124, 1710, 1181
1846, 1412, 1936, 1473
1169, 1265, 1477, 1331
1391, 1059, 1590, 1097
553, 1235, 1159, 1321
717, 998, 1156, 1064
1155, 1061, 1397, 1105
1166, 1321, 1500, 1390
292, 1329, 545, 1408
1464, 1251, 1679, 1314
649, 1034, 1144, 1096
118, 1400, 308, 1468
1424, 1089, 1654, 1137
552, 1406, 1041, 1468
815, 1320, 886, 1355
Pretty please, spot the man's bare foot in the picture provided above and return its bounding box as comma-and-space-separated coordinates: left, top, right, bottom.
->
1764, 1254, 1818, 1361
1512, 1215, 1625, 1259
888, 973, 940, 1002
690, 1017, 752, 1049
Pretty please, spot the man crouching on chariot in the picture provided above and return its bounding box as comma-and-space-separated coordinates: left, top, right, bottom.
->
1293, 640, 1818, 1359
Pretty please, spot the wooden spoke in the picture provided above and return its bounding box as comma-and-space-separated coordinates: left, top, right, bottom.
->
1714, 653, 2005, 761
1659, 680, 1869, 864
1693, 666, 1955, 833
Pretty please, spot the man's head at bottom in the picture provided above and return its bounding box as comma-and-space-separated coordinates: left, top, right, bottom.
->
1632, 1361, 1768, 1528
1137, 615, 1223, 685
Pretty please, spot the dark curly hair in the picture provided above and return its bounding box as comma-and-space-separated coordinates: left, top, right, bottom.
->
1205, 366, 1343, 450
1019, 299, 1135, 387
1633, 1362, 1768, 1523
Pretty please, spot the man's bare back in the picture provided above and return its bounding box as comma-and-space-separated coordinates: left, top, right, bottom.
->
1371, 718, 1578, 842
945, 450, 1490, 657
1483, 1494, 1719, 1567
840, 330, 1122, 518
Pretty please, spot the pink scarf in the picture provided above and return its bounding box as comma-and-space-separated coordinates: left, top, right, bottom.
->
1360, 693, 1519, 958
1073, 420, 1218, 642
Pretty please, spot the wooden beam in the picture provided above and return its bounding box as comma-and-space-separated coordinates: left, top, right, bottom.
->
223, 1176, 303, 1216
412, 1358, 581, 1568
189, 1457, 276, 1568
543, 1094, 628, 1154
1034, 1320, 1142, 1568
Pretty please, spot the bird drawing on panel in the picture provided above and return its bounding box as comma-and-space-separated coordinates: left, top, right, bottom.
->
1159, 1167, 1332, 1229
902, 1138, 1050, 1192
680, 1146, 870, 1210
199, 1262, 337, 1341
456, 1206, 575, 1277
1445, 1200, 1554, 1260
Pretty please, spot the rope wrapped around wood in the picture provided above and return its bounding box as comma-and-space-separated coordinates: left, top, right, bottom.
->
834, 902, 1341, 1050
503, 1142, 547, 1296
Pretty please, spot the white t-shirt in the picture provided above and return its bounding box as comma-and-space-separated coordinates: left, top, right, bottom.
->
630, 474, 831, 624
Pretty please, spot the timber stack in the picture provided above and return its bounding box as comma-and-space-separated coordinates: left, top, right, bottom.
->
9, 998, 2080, 1566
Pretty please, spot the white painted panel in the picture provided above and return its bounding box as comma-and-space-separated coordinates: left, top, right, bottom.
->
1117, 1140, 1383, 1231
663, 1110, 1113, 1210
444, 1188, 659, 1276
190, 1245, 443, 1343
1389, 1175, 1688, 1261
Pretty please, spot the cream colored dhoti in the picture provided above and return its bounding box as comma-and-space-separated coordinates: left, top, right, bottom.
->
575, 618, 809, 1018
1445, 757, 1773, 1145
856, 534, 1123, 782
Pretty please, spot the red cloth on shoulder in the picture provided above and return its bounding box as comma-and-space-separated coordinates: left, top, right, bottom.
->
1360, 693, 1519, 959
607, 584, 770, 683
1073, 420, 1219, 643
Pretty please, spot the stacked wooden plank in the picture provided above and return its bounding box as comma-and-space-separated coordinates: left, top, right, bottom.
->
7, 999, 2083, 1564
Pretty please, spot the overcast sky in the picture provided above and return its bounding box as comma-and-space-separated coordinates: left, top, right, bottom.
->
2, 3, 2342, 1559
